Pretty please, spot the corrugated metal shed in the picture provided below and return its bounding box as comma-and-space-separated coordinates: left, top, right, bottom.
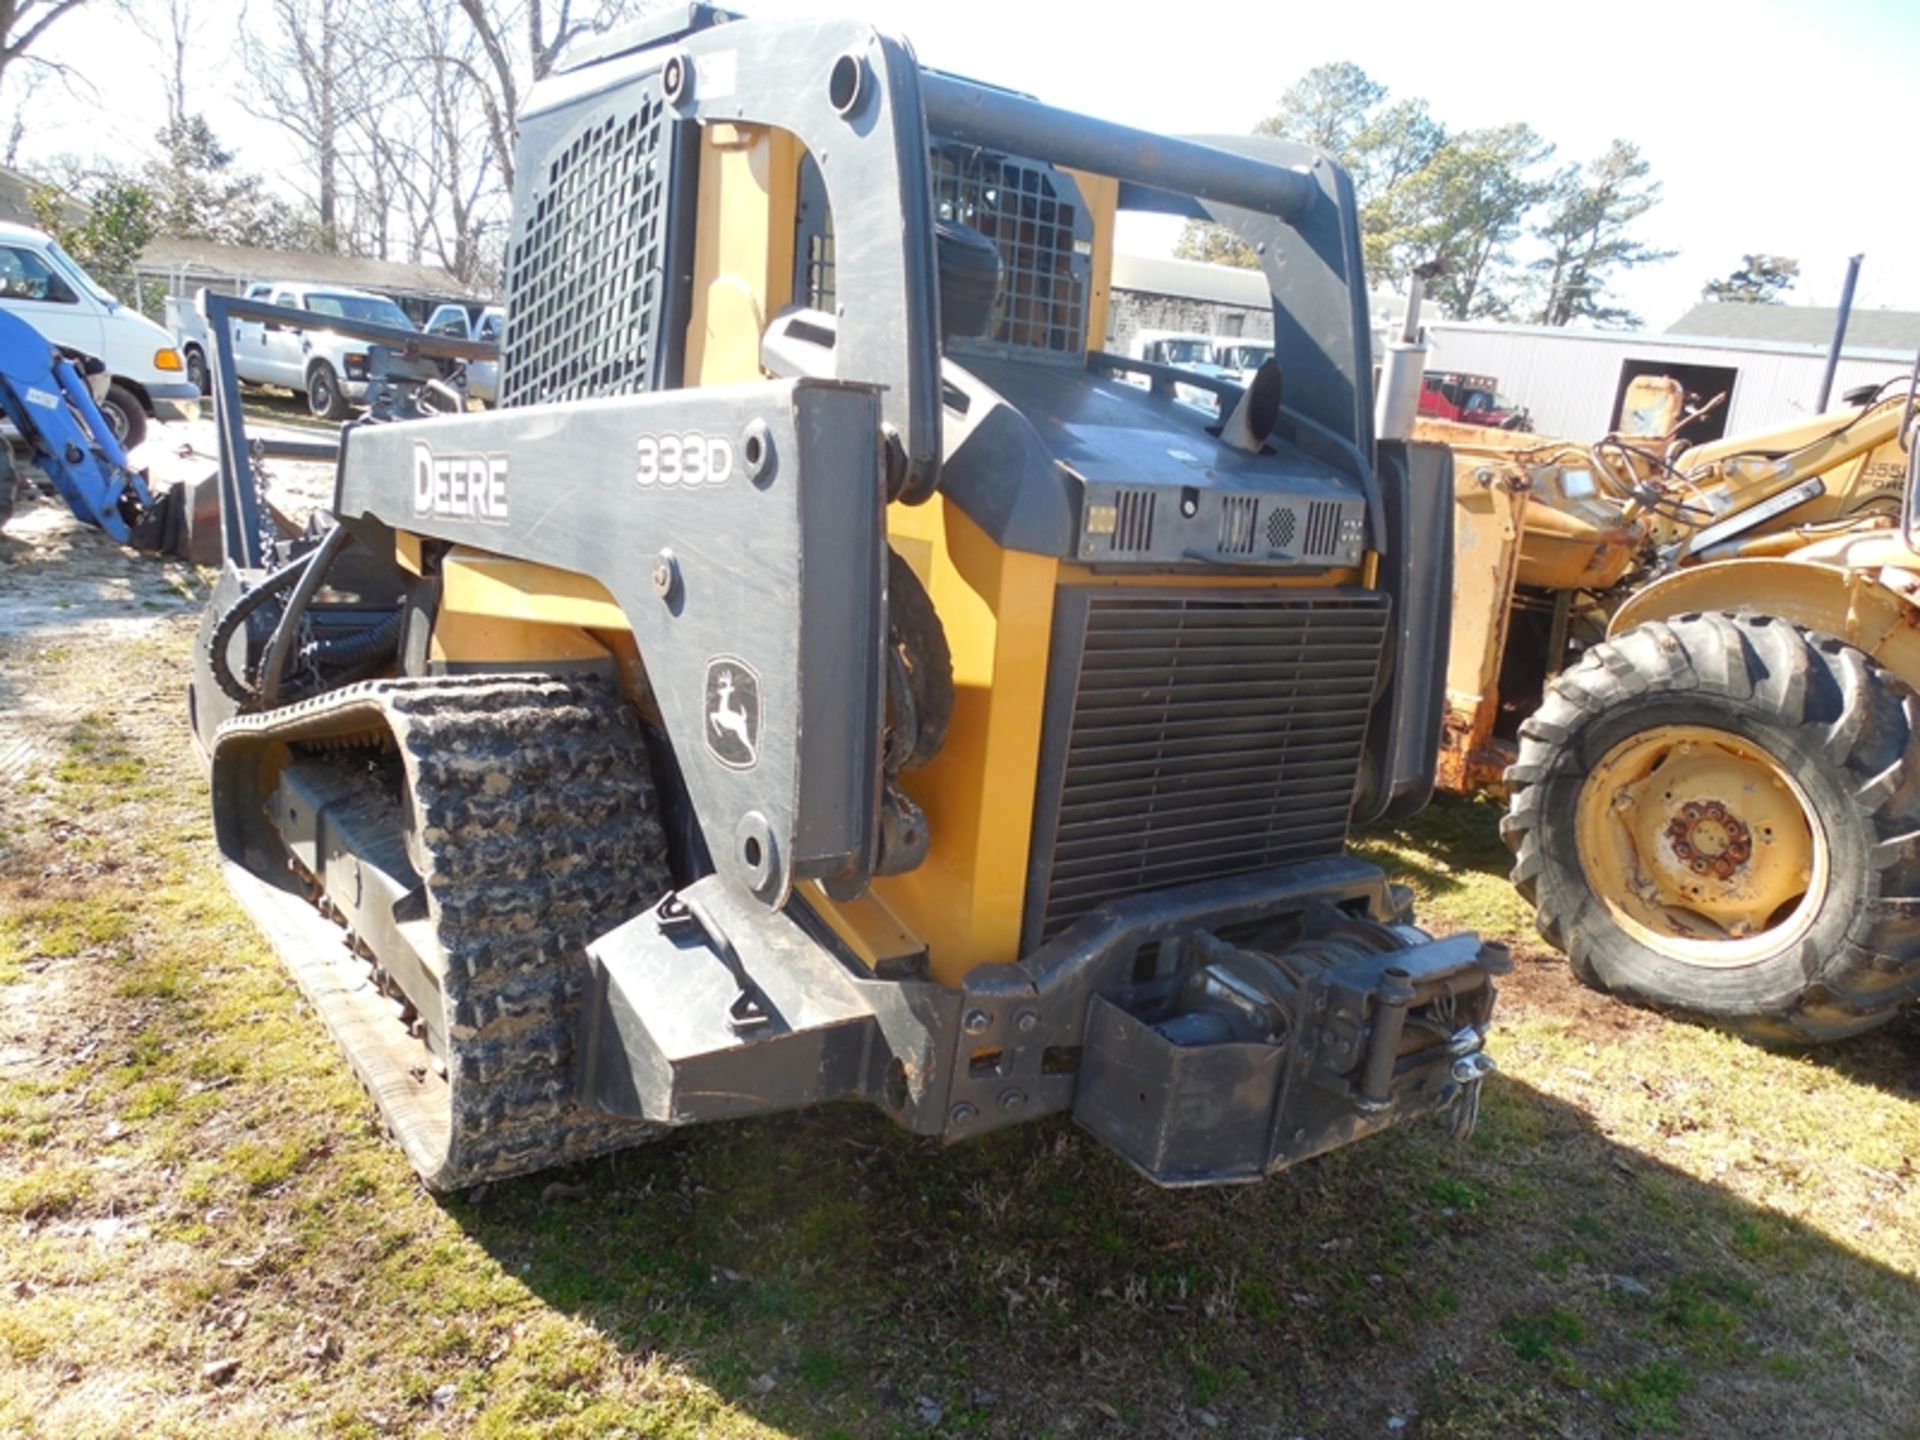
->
1424, 321, 1916, 438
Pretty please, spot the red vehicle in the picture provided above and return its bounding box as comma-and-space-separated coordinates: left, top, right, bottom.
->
1419, 371, 1532, 431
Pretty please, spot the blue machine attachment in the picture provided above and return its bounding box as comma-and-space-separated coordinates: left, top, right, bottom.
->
0, 308, 164, 547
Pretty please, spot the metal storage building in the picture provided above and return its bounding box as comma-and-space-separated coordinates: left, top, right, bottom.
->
1422, 320, 1914, 441
1108, 249, 1915, 441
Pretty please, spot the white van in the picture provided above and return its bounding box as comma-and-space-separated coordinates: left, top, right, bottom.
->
0, 221, 197, 448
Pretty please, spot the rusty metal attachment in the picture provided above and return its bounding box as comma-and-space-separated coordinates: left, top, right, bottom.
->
1663, 800, 1754, 881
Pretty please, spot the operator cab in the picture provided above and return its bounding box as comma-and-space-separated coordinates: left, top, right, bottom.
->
753, 138, 1371, 574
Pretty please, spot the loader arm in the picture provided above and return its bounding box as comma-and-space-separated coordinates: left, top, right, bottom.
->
0, 307, 161, 547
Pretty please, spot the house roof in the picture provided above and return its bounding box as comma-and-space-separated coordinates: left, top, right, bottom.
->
0, 165, 86, 229
1665, 301, 1920, 352
136, 236, 465, 301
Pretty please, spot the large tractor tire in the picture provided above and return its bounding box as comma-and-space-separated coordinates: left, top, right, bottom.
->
1503, 611, 1920, 1043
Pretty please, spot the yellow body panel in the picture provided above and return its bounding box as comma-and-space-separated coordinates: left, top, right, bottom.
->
802, 883, 930, 972
441, 552, 628, 628
1440, 458, 1527, 791
1515, 502, 1636, 592
431, 551, 623, 666
684, 124, 801, 386
1610, 555, 1920, 687
395, 532, 426, 576
1062, 168, 1118, 355
855, 498, 1060, 984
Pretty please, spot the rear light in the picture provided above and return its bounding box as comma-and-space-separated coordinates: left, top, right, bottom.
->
155, 348, 183, 371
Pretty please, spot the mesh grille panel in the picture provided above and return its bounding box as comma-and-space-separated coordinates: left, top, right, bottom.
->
804, 227, 836, 313
932, 149, 1087, 358
1305, 501, 1341, 557
502, 97, 668, 406
1030, 591, 1389, 943
1268, 508, 1296, 551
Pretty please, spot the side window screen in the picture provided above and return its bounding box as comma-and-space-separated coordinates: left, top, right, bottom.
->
930, 146, 1089, 360
794, 152, 835, 313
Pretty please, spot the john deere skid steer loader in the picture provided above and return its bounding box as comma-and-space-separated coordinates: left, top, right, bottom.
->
188, 6, 1500, 1192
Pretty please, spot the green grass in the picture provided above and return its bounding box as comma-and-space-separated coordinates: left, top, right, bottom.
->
1354, 789, 1535, 936
0, 622, 1916, 1438
1601, 1359, 1694, 1432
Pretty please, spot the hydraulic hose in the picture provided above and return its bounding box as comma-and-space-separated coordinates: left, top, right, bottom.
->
208, 527, 404, 710
207, 546, 323, 705
260, 523, 350, 709
299, 605, 404, 684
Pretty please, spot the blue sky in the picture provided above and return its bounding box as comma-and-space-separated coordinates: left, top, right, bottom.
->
21, 0, 1920, 329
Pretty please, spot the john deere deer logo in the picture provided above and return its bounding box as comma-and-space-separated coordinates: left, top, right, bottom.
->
703, 656, 760, 770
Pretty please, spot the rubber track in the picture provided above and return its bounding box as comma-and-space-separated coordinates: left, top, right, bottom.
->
215, 674, 672, 1190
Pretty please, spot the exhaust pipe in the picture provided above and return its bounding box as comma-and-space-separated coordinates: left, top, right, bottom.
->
1375, 264, 1439, 443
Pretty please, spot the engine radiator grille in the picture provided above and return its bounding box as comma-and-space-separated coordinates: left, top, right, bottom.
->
1023, 588, 1390, 948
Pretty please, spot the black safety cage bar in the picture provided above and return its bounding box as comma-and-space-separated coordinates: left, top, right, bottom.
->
202, 291, 498, 570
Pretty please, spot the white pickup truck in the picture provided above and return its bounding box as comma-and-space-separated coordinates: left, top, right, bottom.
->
0, 221, 198, 448
220, 281, 418, 419
423, 302, 504, 406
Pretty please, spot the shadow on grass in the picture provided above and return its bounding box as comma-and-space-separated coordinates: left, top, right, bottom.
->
1351, 789, 1536, 939
1357, 788, 1518, 889
1731, 1006, 1920, 1106
450, 1070, 1920, 1439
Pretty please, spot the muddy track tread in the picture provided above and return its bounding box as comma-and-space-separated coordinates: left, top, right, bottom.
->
216, 674, 672, 1190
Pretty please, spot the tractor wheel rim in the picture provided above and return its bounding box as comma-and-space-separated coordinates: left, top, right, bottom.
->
1574, 723, 1825, 967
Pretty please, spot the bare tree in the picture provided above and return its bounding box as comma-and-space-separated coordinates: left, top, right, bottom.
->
127, 0, 205, 129
454, 0, 644, 193
0, 64, 44, 165
234, 0, 639, 281
0, 0, 98, 97
244, 0, 377, 251
408, 1, 502, 279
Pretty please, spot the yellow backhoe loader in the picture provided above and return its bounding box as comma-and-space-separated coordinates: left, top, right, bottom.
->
1431, 371, 1918, 795
1502, 367, 1920, 1042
